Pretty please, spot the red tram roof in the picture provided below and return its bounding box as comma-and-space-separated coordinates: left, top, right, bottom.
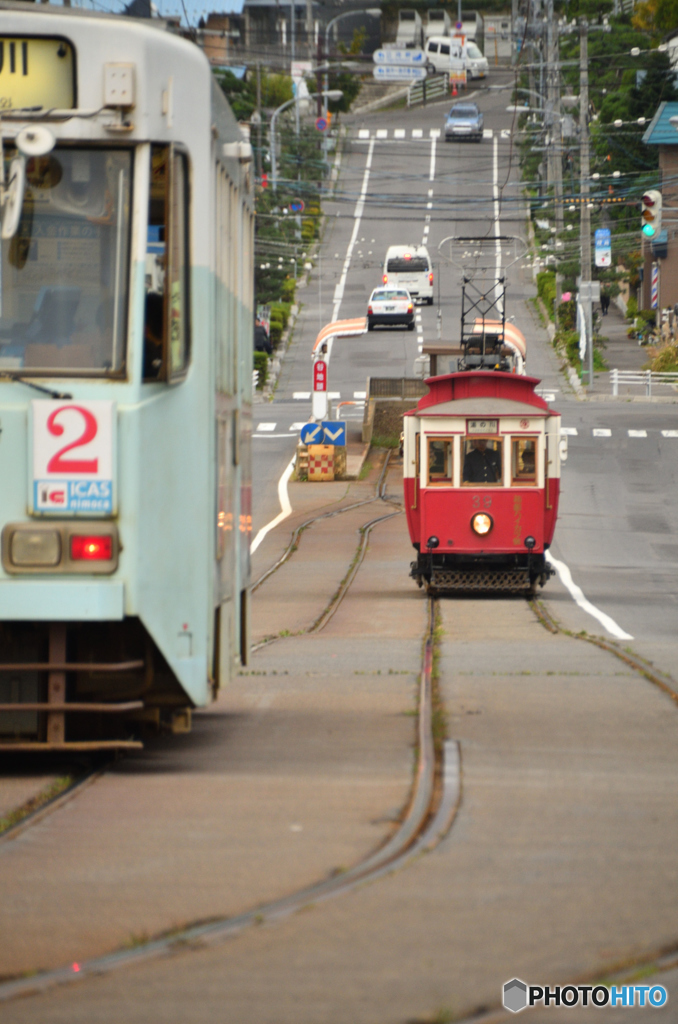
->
409, 371, 549, 416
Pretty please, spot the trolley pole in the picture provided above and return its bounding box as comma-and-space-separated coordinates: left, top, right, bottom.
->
547, 0, 564, 318
579, 19, 594, 387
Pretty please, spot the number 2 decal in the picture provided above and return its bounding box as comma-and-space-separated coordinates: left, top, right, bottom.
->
46, 406, 99, 474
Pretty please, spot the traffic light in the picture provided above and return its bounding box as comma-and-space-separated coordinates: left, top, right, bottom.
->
641, 189, 662, 238
261, 173, 268, 189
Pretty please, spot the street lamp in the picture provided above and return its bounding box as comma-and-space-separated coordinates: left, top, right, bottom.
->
270, 90, 343, 188
323, 9, 380, 120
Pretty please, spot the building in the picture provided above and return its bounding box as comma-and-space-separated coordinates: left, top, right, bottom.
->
641, 102, 678, 311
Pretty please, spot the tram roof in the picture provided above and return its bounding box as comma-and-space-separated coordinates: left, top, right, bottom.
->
408, 371, 550, 417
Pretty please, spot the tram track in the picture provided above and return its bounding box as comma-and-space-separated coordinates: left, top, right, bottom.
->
0, 593, 462, 1004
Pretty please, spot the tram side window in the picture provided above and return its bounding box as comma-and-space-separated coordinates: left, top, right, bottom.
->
462, 437, 503, 485
144, 147, 190, 381
427, 438, 453, 486
511, 437, 538, 486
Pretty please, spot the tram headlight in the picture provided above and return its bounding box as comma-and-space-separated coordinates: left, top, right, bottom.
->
471, 512, 493, 536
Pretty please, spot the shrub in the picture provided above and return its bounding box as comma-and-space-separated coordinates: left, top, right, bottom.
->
557, 298, 576, 330
269, 320, 283, 346
270, 302, 291, 329
253, 351, 268, 389
281, 278, 296, 302
649, 343, 678, 372
625, 296, 638, 320
536, 271, 556, 319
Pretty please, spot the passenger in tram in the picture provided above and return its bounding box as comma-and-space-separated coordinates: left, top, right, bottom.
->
143, 291, 164, 379
463, 438, 502, 483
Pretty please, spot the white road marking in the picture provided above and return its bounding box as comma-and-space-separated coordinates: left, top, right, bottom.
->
293, 391, 311, 400
376, 129, 388, 139
331, 139, 375, 327
257, 423, 277, 432
251, 457, 295, 554
428, 188, 433, 197
394, 128, 405, 139
354, 391, 367, 399
429, 135, 437, 182
540, 393, 556, 402
561, 427, 578, 436
358, 129, 370, 139
253, 434, 293, 439
628, 429, 647, 437
423, 225, 430, 234
546, 553, 633, 640
429, 128, 441, 139
593, 428, 611, 437
662, 430, 678, 437
289, 422, 306, 431
413, 129, 423, 138
501, 129, 511, 139
427, 202, 432, 209
483, 128, 493, 139
328, 391, 341, 399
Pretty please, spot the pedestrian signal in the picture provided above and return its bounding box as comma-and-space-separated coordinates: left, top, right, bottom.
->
641, 190, 662, 238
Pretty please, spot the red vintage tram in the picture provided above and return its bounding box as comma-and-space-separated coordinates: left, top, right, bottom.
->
403, 371, 565, 593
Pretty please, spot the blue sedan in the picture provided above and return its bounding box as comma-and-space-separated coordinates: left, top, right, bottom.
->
444, 102, 484, 142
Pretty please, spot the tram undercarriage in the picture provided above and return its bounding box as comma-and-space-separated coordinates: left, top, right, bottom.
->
0, 620, 193, 751
409, 552, 555, 594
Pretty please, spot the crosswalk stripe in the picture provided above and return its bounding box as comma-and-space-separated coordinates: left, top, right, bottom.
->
293, 392, 311, 400
628, 429, 647, 437
662, 430, 678, 437
483, 129, 493, 139
257, 423, 276, 432
412, 129, 423, 138
592, 428, 611, 437
328, 391, 341, 399
358, 129, 370, 139
394, 128, 405, 139
561, 428, 578, 436
289, 422, 306, 431
376, 129, 388, 139
429, 128, 441, 138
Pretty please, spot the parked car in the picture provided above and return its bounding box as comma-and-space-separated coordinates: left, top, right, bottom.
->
444, 102, 484, 142
425, 36, 489, 79
367, 288, 415, 330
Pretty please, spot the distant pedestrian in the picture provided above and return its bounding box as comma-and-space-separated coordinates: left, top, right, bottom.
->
600, 292, 610, 316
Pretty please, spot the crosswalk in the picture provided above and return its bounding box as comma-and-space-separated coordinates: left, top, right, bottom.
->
355, 127, 511, 142
562, 428, 678, 438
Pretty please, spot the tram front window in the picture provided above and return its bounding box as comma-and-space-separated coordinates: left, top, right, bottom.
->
462, 437, 503, 485
0, 148, 132, 375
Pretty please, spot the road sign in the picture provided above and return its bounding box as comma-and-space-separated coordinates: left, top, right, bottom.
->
313, 359, 327, 392
300, 423, 323, 445
322, 421, 347, 446
594, 227, 611, 268
372, 65, 428, 82
372, 48, 426, 66
315, 117, 328, 132
289, 199, 305, 214
31, 400, 115, 515
577, 281, 600, 303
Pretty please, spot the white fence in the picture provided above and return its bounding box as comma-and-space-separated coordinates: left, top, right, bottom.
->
610, 368, 678, 396
408, 74, 449, 107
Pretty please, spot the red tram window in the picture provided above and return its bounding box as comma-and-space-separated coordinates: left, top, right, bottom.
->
427, 438, 453, 486
511, 437, 538, 486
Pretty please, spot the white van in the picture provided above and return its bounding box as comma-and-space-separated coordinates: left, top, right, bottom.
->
425, 36, 489, 79
382, 245, 434, 304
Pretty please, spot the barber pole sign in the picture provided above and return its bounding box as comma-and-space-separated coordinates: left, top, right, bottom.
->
651, 262, 659, 309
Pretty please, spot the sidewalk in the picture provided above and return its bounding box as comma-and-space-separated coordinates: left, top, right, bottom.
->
588, 301, 667, 398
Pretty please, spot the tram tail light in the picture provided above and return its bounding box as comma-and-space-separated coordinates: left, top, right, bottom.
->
70, 535, 113, 561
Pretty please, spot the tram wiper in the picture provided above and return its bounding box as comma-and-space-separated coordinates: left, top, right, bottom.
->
0, 373, 72, 400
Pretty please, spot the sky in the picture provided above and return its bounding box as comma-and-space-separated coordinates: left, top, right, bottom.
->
51, 0, 245, 29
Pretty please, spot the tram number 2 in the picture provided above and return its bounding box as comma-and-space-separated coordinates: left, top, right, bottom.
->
472, 494, 492, 509
46, 406, 99, 474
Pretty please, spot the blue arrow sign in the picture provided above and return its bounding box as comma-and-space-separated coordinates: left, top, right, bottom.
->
372, 48, 425, 65
322, 421, 347, 446
300, 423, 323, 444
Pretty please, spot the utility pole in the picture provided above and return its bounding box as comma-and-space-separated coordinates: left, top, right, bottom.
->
579, 18, 594, 387
255, 62, 263, 181
547, 0, 564, 317
306, 0, 314, 60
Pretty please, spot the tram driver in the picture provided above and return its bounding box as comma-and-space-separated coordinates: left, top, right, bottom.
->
463, 438, 502, 484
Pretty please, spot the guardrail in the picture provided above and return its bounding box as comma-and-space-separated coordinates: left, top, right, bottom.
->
610, 368, 678, 397
408, 74, 449, 107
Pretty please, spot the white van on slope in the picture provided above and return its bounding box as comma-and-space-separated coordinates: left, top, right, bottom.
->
382, 245, 434, 304
425, 36, 489, 78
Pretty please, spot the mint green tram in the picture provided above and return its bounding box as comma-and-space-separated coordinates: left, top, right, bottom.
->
0, 5, 254, 749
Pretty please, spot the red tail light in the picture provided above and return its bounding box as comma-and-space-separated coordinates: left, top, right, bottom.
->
407, 303, 413, 313
367, 305, 373, 315
429, 272, 434, 284
382, 274, 388, 284
70, 535, 113, 561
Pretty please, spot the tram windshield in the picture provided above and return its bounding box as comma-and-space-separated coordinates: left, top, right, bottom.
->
462, 437, 503, 485
0, 148, 132, 375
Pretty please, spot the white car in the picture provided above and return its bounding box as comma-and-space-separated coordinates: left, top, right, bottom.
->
367, 288, 415, 330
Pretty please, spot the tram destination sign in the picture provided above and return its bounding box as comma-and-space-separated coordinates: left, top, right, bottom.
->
0, 37, 75, 111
